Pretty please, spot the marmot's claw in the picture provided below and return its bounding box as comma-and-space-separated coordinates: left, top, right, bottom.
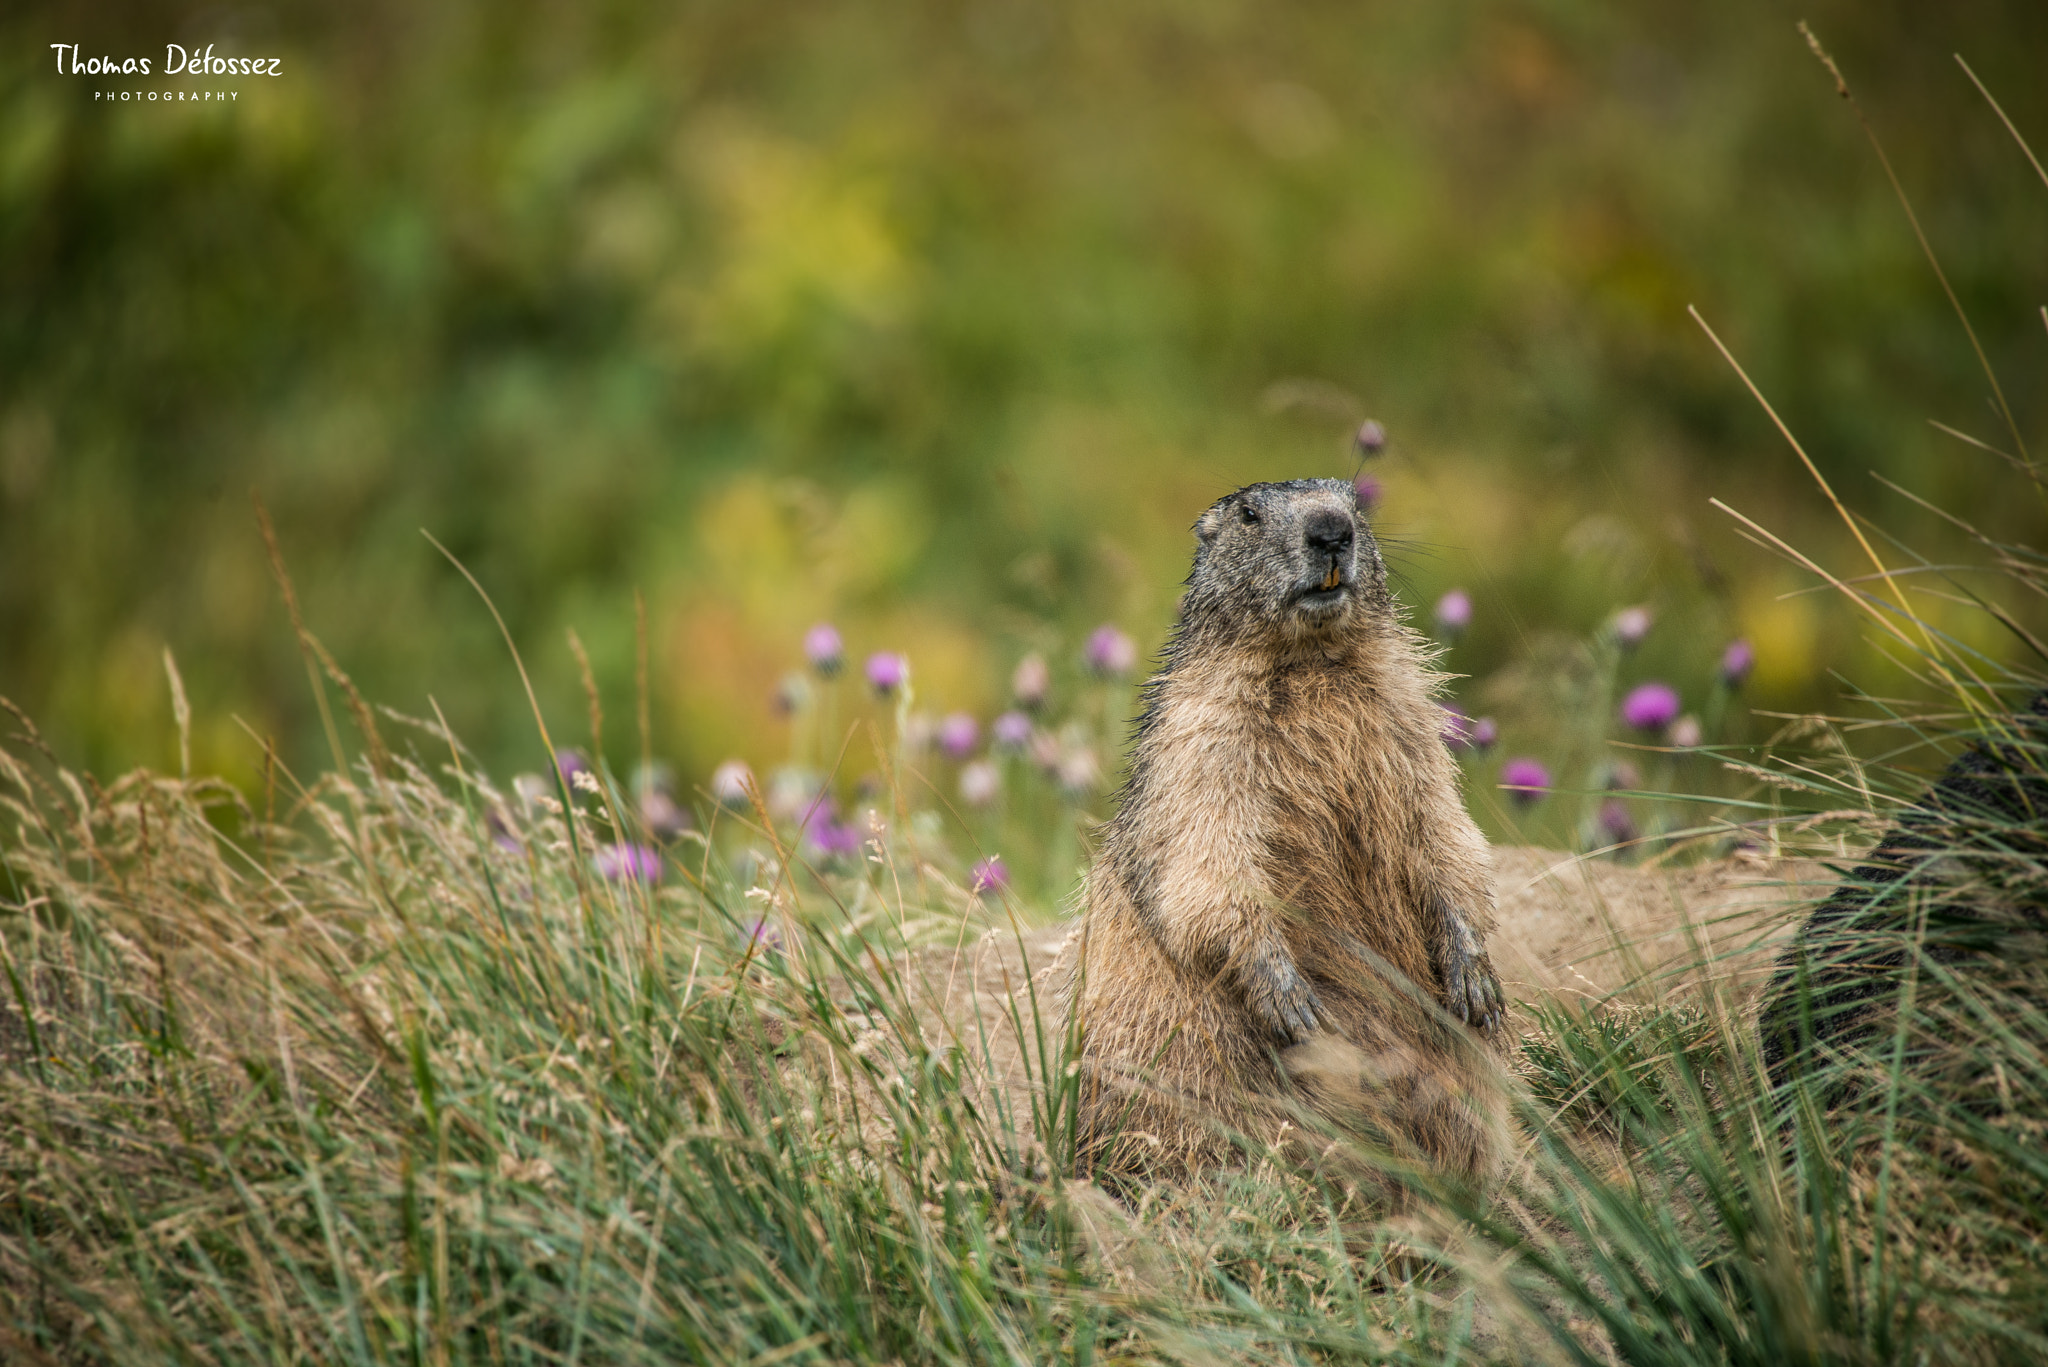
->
1445, 956, 1470, 1022
1436, 906, 1508, 1033
1444, 944, 1505, 1032
1470, 963, 1507, 1033
1278, 983, 1326, 1043
1247, 958, 1325, 1044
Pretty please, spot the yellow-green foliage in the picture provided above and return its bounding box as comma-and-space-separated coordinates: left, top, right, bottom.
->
2, 1, 2045, 807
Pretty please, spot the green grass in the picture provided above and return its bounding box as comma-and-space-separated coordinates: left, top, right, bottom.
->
2, 639, 2045, 1364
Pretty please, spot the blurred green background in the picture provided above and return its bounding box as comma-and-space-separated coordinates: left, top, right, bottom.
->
3, 0, 2045, 844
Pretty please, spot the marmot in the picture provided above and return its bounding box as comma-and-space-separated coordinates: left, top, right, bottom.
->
1054, 478, 1507, 1183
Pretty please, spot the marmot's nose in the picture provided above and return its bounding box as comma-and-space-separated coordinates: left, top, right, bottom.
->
1303, 510, 1354, 555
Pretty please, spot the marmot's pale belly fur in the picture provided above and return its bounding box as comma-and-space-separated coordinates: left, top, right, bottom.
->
1052, 479, 1507, 1182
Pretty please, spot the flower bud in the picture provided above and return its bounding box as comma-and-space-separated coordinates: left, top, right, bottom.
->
709, 760, 754, 807
804, 623, 844, 677
865, 651, 909, 696
1720, 638, 1754, 689
1083, 626, 1137, 679
970, 856, 1010, 897
1612, 605, 1652, 650
1500, 757, 1551, 805
1011, 653, 1050, 708
1435, 590, 1472, 638
959, 761, 1000, 808
1620, 682, 1680, 733
938, 712, 980, 759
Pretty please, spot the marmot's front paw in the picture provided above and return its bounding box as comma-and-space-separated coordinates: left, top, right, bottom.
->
1242, 952, 1326, 1044
1443, 921, 1506, 1032
1445, 951, 1505, 1032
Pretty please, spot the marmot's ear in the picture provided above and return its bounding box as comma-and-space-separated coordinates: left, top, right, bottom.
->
1195, 506, 1225, 544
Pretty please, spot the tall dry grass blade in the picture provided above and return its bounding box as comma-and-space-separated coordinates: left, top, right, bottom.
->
254, 494, 347, 774
1867, 474, 2048, 665
1927, 421, 2040, 484
635, 589, 652, 780
1954, 54, 2048, 195
421, 530, 562, 769
421, 528, 597, 913
567, 626, 603, 763
161, 647, 191, 780
1692, 315, 1983, 712
255, 497, 390, 776
1708, 500, 1918, 657
1800, 24, 2029, 469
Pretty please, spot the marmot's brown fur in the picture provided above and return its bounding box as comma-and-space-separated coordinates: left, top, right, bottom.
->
1053, 478, 1508, 1183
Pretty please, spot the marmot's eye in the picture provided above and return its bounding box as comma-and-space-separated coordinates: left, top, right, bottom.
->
1239, 503, 1260, 525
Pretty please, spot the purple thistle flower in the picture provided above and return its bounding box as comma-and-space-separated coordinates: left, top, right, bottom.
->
709, 759, 754, 807
744, 918, 782, 954
1500, 757, 1551, 805
938, 712, 980, 759
595, 842, 662, 884
1083, 625, 1138, 679
959, 760, 1000, 807
865, 651, 909, 696
805, 819, 864, 860
1354, 419, 1387, 456
1620, 682, 1681, 733
1721, 638, 1755, 689
1011, 654, 1050, 709
804, 622, 844, 677
1353, 472, 1383, 513
970, 856, 1010, 897
990, 710, 1032, 751
1612, 606, 1652, 650
1597, 800, 1638, 847
555, 748, 591, 783
1435, 589, 1472, 638
1470, 717, 1498, 752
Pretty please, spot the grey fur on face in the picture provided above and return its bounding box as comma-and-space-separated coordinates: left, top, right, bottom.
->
1190, 478, 1388, 638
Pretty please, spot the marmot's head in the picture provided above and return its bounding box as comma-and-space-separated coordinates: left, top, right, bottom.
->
1187, 479, 1387, 640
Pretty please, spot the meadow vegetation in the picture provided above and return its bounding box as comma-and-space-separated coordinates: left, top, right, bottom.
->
2, 486, 2045, 1361
6, 5, 2048, 1364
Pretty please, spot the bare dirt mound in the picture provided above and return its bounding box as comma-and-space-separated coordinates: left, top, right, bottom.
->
1488, 845, 1836, 1004
901, 846, 1836, 1062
